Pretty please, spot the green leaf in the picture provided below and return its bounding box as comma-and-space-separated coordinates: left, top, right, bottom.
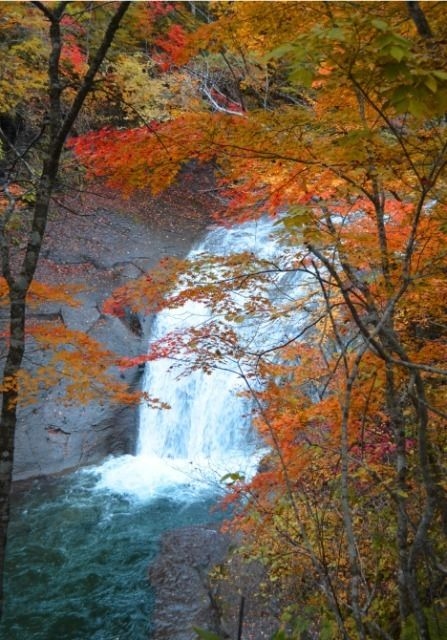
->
371, 18, 389, 32
432, 69, 447, 81
433, 88, 447, 114
21, 190, 36, 205
376, 33, 395, 49
266, 43, 297, 61
387, 85, 414, 113
289, 66, 314, 88
320, 616, 337, 640
282, 206, 312, 229
292, 613, 313, 636
193, 627, 222, 640
326, 27, 346, 41
376, 32, 410, 51
220, 471, 245, 484
424, 75, 438, 93
407, 96, 426, 117
382, 62, 409, 81
389, 45, 406, 62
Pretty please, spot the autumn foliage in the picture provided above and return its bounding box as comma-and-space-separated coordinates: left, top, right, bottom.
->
58, 1, 447, 638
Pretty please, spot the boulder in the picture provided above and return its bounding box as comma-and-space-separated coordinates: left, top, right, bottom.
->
149, 525, 282, 640
149, 526, 231, 640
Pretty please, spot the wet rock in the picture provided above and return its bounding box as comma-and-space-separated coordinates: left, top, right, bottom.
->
149, 526, 283, 640
11, 170, 213, 481
149, 526, 231, 640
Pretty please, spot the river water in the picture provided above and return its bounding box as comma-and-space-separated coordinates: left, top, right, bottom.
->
1, 218, 295, 639
2, 476, 216, 639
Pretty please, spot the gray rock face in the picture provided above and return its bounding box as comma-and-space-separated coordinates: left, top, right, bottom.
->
12, 196, 208, 481
149, 526, 231, 640
149, 526, 282, 640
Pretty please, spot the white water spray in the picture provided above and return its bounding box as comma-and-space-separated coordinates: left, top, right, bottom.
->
94, 218, 295, 501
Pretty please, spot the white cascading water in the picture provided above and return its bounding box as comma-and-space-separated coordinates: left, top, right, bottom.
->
94, 217, 301, 501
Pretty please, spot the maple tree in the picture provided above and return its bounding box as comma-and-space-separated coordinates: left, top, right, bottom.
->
71, 1, 447, 638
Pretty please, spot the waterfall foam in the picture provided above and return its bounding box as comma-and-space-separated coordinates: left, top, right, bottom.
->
93, 218, 289, 501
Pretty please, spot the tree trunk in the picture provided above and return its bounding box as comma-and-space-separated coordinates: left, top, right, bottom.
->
0, 290, 26, 617
407, 1, 433, 39
0, 1, 130, 619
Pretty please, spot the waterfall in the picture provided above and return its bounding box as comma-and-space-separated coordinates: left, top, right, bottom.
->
2, 217, 311, 640
93, 217, 293, 501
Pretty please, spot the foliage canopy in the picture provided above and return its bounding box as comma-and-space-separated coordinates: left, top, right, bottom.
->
4, 1, 447, 637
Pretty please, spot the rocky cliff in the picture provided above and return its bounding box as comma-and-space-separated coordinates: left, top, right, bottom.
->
11, 170, 213, 481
